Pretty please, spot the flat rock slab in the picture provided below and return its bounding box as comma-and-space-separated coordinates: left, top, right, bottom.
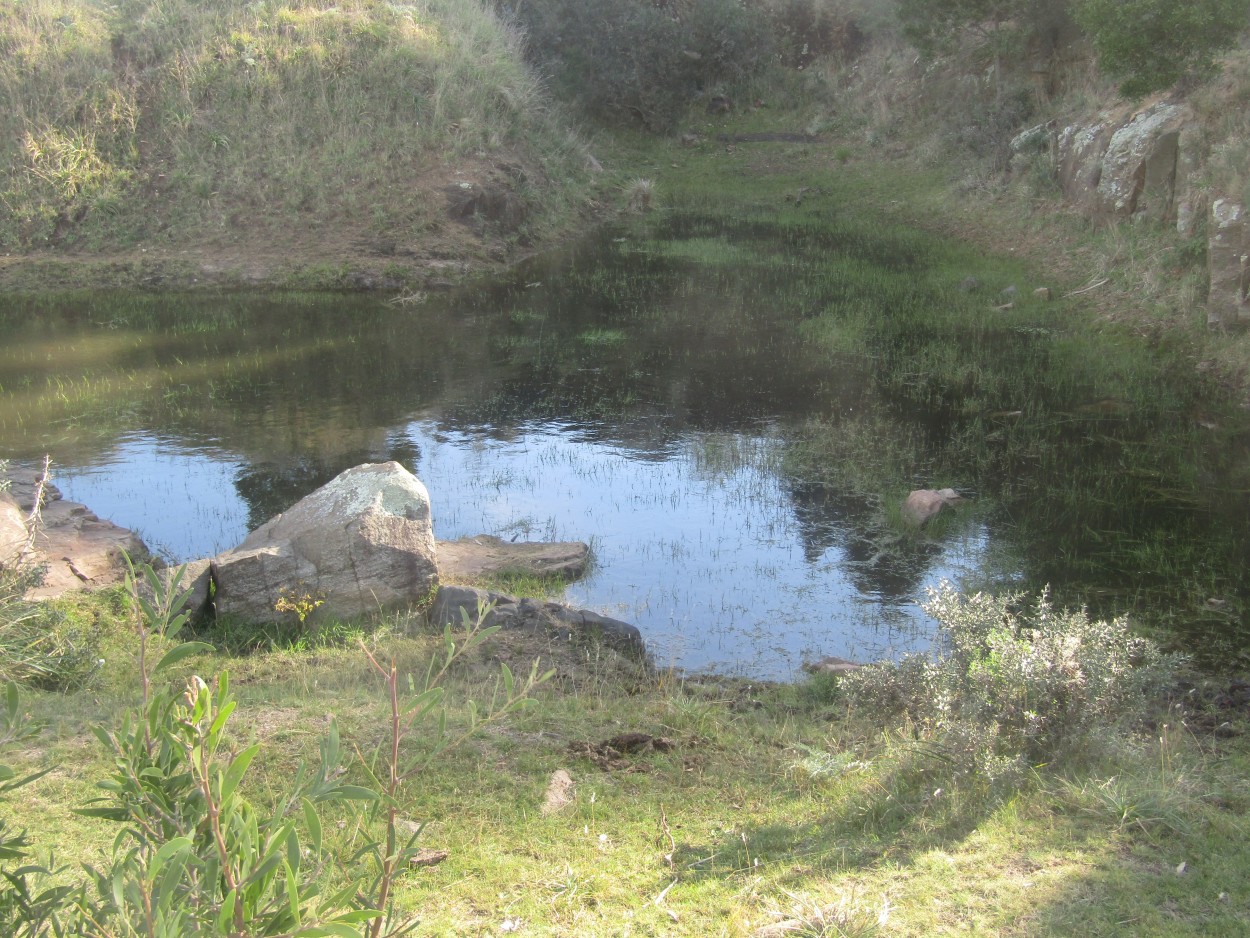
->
436, 535, 590, 582
2, 468, 150, 597
430, 584, 644, 655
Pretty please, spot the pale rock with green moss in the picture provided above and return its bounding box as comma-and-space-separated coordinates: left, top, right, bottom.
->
211, 461, 438, 626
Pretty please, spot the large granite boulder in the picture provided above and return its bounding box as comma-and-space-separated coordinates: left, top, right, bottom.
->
430, 584, 644, 655
212, 462, 438, 625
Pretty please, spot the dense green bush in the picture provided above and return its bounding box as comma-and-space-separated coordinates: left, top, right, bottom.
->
503, 0, 773, 130
838, 584, 1181, 774
1074, 0, 1250, 96
895, 0, 1074, 57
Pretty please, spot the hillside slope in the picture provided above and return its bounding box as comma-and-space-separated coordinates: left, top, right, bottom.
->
0, 0, 595, 289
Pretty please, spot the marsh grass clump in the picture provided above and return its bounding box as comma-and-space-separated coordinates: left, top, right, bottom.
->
0, 573, 104, 691
838, 584, 1183, 774
622, 177, 656, 213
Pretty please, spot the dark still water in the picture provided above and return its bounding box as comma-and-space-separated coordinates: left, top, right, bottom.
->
3, 215, 1249, 675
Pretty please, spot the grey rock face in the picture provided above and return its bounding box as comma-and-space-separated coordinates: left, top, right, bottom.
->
1208, 199, 1250, 329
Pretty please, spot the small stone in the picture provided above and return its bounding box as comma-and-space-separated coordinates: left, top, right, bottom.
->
1033, 286, 1052, 301
541, 769, 575, 815
902, 489, 964, 527
803, 656, 861, 675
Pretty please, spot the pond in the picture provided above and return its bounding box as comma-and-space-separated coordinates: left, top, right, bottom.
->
3, 211, 1249, 676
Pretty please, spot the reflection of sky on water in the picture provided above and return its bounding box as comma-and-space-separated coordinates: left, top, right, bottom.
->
57, 434, 247, 559
56, 423, 988, 679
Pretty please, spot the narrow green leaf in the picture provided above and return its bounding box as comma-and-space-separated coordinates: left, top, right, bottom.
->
334, 785, 381, 802
149, 836, 192, 880
221, 744, 260, 805
217, 888, 238, 934
284, 857, 301, 926
402, 687, 445, 727
500, 662, 514, 697
302, 798, 323, 854
333, 910, 384, 924
153, 641, 214, 674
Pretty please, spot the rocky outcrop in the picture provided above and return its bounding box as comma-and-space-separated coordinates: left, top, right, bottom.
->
211, 462, 438, 625
1051, 103, 1191, 223
1055, 119, 1114, 209
445, 182, 526, 235
902, 488, 963, 527
1, 468, 150, 597
430, 584, 644, 654
1096, 104, 1187, 221
1208, 199, 1250, 329
436, 534, 590, 582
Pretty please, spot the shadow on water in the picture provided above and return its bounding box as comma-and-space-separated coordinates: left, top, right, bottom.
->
2, 212, 1249, 673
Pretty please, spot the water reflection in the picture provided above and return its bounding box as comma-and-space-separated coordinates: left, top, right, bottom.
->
0, 223, 996, 677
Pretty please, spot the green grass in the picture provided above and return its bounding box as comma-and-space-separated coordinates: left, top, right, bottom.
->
7, 618, 1249, 936
0, 0, 591, 253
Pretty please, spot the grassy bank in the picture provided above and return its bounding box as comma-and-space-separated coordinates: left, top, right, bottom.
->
0, 0, 594, 289
3, 572, 1249, 936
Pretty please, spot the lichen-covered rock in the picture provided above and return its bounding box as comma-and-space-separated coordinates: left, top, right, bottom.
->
1054, 104, 1191, 225
1095, 103, 1188, 220
1056, 119, 1113, 208
212, 462, 438, 625
1208, 199, 1250, 329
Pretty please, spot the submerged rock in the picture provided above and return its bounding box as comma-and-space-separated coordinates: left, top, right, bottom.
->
436, 535, 590, 582
902, 488, 964, 527
803, 656, 862, 675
